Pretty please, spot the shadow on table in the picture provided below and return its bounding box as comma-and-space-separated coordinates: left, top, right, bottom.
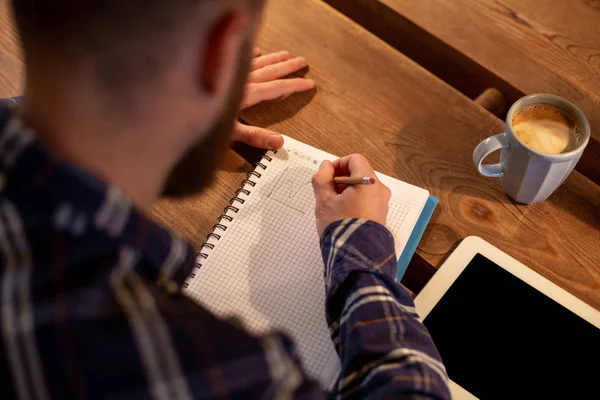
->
242, 85, 318, 128
241, 65, 316, 126
546, 175, 600, 232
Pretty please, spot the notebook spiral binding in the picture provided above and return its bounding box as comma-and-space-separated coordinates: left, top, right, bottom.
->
182, 151, 277, 289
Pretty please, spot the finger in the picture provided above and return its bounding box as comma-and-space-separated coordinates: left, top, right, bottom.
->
248, 57, 308, 83
242, 78, 315, 108
252, 47, 261, 57
251, 51, 292, 71
231, 122, 284, 150
332, 154, 377, 178
312, 161, 336, 199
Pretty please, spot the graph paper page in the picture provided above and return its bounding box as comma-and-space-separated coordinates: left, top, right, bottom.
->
185, 135, 429, 389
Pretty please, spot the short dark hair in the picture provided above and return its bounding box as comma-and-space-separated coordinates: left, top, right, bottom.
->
11, 0, 218, 90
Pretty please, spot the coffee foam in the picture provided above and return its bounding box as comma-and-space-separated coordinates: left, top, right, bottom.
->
512, 106, 577, 154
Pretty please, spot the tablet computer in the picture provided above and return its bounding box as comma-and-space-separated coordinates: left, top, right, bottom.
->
414, 236, 600, 399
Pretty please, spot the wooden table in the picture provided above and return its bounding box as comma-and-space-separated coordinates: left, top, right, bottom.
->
1, 0, 599, 310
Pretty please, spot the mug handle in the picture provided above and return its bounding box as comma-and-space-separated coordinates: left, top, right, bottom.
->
473, 133, 509, 178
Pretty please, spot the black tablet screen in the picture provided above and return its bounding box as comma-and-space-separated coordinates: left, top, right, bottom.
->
423, 253, 600, 398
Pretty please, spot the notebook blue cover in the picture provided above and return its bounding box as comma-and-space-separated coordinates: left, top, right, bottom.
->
396, 195, 438, 282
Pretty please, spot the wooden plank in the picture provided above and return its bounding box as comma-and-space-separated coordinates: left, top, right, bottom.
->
387, 0, 600, 107
242, 0, 600, 308
327, 0, 600, 184
0, 0, 23, 95
323, 0, 526, 110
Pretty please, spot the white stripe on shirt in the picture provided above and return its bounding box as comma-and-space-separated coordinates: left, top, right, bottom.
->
330, 286, 418, 332
4, 128, 34, 166
0, 204, 31, 400
261, 335, 303, 400
159, 233, 186, 283
0, 201, 50, 400
110, 247, 172, 400
94, 187, 131, 238
325, 223, 346, 285
340, 347, 448, 392
326, 220, 364, 287
125, 266, 192, 400
94, 186, 120, 230
109, 198, 131, 238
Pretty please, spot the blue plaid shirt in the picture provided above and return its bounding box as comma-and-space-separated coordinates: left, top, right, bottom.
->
0, 101, 450, 399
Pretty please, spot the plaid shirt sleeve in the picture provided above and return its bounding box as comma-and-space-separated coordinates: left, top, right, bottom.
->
321, 219, 451, 399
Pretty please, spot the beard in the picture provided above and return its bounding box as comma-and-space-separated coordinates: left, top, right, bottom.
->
161, 39, 252, 198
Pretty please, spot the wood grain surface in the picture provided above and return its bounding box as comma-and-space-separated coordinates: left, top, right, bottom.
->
0, 0, 22, 95
0, 0, 599, 309
242, 0, 600, 309
352, 0, 600, 183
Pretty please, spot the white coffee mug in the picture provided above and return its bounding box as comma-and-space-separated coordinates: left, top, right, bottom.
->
473, 94, 590, 204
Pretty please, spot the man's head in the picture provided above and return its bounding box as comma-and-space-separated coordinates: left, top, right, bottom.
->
11, 0, 264, 201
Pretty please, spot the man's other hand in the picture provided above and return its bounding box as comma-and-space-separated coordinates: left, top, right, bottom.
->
312, 155, 392, 236
232, 48, 315, 150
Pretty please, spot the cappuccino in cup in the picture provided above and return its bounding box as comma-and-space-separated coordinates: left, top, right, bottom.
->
473, 94, 590, 204
511, 106, 579, 155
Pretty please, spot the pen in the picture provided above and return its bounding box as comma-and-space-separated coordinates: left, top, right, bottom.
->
334, 176, 376, 185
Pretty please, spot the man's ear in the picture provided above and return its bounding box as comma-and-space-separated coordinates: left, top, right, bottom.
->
201, 10, 251, 97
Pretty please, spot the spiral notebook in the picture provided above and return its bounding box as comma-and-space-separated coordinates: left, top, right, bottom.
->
184, 135, 434, 389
